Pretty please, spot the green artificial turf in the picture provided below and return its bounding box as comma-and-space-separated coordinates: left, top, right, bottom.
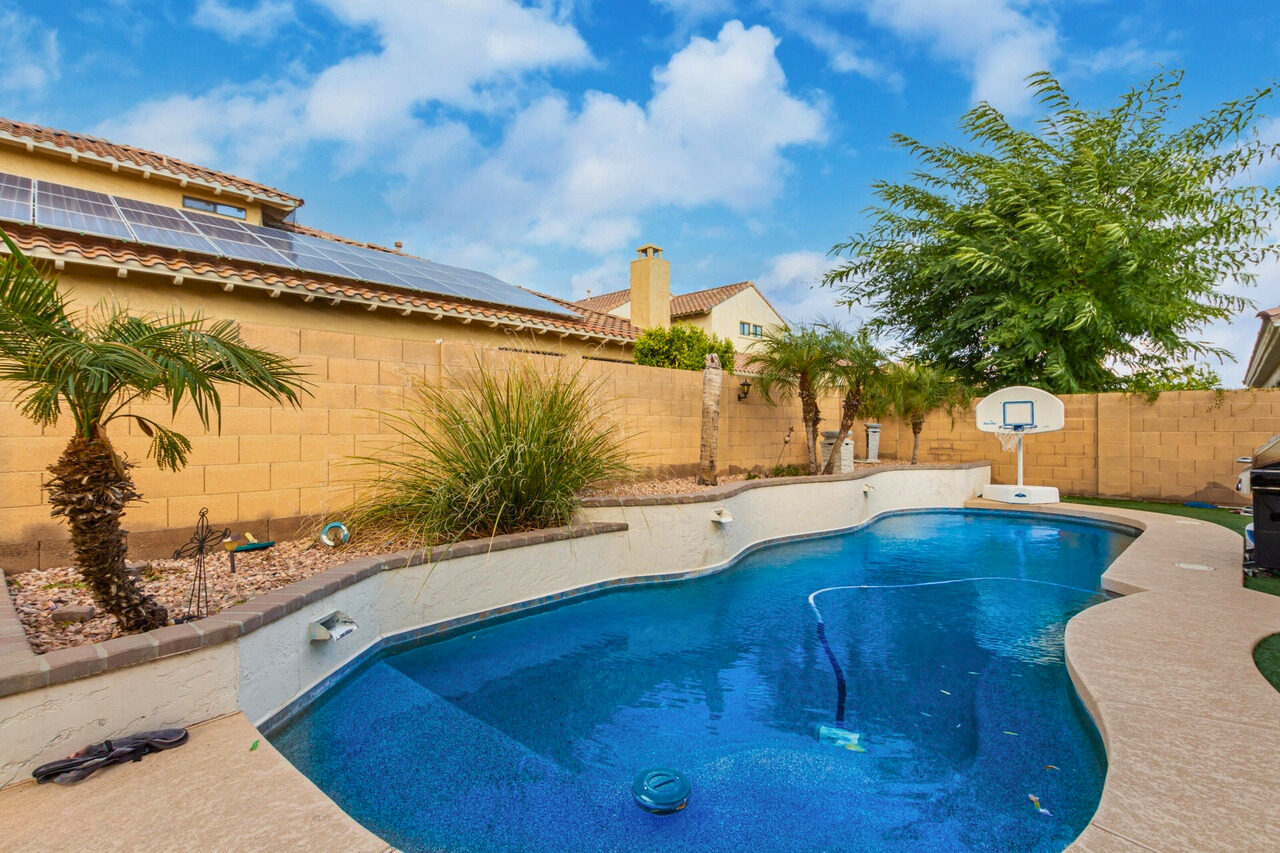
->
1061, 494, 1251, 535
1254, 634, 1280, 694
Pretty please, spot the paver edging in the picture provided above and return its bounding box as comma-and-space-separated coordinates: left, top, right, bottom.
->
0, 519, 628, 698
580, 460, 992, 507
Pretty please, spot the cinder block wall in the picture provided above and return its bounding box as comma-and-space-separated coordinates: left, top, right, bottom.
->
874, 389, 1278, 507
0, 329, 816, 571
2, 263, 1275, 571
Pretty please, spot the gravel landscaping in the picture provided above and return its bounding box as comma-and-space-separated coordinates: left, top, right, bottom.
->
6, 537, 403, 654
8, 471, 859, 654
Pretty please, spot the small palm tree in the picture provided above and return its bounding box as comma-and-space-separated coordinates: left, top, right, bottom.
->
748, 324, 830, 474
0, 235, 308, 631
819, 325, 886, 474
885, 360, 970, 465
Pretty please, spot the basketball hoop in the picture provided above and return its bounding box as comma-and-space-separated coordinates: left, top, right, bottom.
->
995, 425, 1027, 453
975, 386, 1064, 504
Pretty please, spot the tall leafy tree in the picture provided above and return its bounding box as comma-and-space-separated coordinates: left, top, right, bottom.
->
0, 236, 309, 631
884, 361, 970, 465
818, 325, 887, 474
825, 71, 1280, 393
748, 324, 830, 474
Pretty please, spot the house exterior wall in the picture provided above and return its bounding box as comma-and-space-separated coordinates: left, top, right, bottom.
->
0, 146, 271, 225
704, 286, 785, 356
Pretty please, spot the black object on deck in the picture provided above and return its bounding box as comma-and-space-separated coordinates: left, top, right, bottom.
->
1250, 436, 1280, 571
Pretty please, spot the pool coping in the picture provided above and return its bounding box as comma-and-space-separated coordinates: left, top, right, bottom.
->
964, 499, 1280, 853
259, 501, 1119, 737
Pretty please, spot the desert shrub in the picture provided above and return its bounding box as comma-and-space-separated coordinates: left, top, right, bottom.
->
633, 323, 735, 373
348, 360, 631, 544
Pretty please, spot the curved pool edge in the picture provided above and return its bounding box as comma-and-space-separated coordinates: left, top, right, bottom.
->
965, 499, 1280, 853
259, 504, 1137, 738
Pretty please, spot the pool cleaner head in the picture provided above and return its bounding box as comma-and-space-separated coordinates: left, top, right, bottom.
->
632, 768, 691, 815
817, 724, 865, 752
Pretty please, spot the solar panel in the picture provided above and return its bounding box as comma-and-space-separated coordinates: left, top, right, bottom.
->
35, 181, 133, 240
0, 173, 32, 223
3, 168, 579, 320
113, 196, 218, 254
179, 208, 294, 267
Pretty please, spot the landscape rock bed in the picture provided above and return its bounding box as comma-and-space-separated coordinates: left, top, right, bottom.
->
7, 537, 403, 654
581, 474, 750, 498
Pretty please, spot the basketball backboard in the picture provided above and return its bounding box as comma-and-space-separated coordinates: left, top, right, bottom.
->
975, 386, 1064, 435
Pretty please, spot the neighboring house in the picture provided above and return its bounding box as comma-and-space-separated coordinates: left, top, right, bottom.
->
1245, 306, 1280, 387
575, 244, 788, 354
0, 117, 637, 359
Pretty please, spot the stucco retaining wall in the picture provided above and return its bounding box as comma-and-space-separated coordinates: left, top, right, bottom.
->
0, 463, 989, 786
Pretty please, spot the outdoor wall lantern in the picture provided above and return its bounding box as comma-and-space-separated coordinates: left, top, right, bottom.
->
737, 379, 752, 401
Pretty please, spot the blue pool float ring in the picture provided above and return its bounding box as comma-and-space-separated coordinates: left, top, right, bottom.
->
320, 522, 350, 547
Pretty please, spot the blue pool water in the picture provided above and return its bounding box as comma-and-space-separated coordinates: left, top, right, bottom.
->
273, 510, 1134, 852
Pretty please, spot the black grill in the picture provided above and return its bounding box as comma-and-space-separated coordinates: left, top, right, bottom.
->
1251, 436, 1280, 570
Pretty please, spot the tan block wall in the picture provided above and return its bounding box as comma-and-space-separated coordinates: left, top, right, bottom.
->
2, 260, 1275, 571
873, 388, 1279, 507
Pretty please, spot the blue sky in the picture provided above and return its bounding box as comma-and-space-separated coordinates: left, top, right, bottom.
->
4, 1, 1279, 382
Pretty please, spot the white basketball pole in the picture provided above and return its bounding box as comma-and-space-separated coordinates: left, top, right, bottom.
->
1017, 434, 1024, 487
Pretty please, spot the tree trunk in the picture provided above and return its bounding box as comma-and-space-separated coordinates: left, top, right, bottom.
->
822, 390, 862, 475
696, 353, 722, 486
911, 419, 923, 465
799, 377, 821, 475
46, 436, 169, 631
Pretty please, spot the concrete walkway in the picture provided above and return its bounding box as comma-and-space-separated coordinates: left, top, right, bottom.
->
966, 499, 1280, 853
0, 712, 391, 853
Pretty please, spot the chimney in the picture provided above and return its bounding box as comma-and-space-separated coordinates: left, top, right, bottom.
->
629, 244, 671, 330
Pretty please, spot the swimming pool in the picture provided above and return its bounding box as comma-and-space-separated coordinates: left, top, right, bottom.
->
272, 509, 1134, 852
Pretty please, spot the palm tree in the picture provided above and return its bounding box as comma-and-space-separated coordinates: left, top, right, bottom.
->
748, 324, 830, 474
819, 325, 886, 474
885, 360, 970, 465
0, 235, 308, 631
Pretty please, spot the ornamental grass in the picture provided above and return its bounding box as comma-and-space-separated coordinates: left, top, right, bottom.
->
347, 359, 631, 544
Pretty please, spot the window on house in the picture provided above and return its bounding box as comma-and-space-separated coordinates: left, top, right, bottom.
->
740, 321, 751, 336
752, 324, 763, 338
183, 196, 247, 220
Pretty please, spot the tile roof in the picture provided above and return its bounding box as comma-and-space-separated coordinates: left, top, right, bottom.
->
574, 288, 631, 313
0, 118, 302, 207
574, 281, 754, 318
1259, 306, 1280, 321
3, 224, 638, 342
671, 282, 753, 317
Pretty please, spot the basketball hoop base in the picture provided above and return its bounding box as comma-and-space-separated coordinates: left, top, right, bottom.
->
981, 484, 1060, 505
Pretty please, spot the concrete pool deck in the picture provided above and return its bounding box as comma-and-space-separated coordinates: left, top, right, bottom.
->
1, 495, 1276, 851
0, 712, 389, 852
965, 499, 1280, 852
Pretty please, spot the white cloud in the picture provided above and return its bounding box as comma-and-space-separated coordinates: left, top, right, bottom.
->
305, 0, 592, 142
100, 0, 591, 176
0, 4, 59, 96
193, 0, 294, 43
403, 21, 826, 253
754, 249, 852, 325
856, 0, 1058, 115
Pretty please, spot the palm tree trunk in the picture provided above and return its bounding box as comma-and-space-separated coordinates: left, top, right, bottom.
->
911, 419, 923, 465
799, 380, 821, 475
696, 353, 722, 486
46, 436, 169, 631
823, 390, 861, 474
